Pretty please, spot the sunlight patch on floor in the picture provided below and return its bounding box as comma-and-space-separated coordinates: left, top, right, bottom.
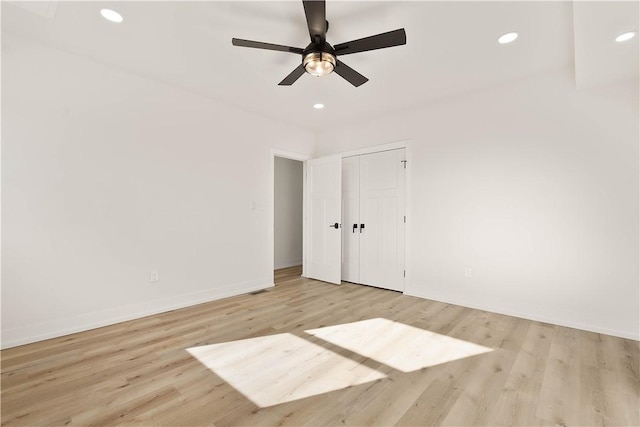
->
306, 318, 493, 372
187, 333, 385, 408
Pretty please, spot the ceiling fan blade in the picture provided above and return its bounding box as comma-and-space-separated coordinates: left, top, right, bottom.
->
302, 0, 326, 44
232, 38, 304, 54
279, 64, 306, 86
334, 29, 406, 56
334, 60, 368, 87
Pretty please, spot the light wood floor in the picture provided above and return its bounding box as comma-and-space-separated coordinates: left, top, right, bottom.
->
2, 266, 638, 426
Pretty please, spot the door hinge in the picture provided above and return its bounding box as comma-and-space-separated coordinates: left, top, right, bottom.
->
401, 160, 407, 169
403, 270, 406, 278
404, 215, 406, 223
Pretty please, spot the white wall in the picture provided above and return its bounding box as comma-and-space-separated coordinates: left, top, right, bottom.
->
274, 157, 303, 269
1, 35, 315, 348
316, 69, 639, 340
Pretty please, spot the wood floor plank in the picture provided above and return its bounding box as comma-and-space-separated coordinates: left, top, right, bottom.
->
489, 323, 554, 426
536, 326, 583, 427
2, 266, 638, 426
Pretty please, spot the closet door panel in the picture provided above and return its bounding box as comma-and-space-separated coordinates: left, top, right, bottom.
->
341, 156, 360, 283
359, 149, 405, 291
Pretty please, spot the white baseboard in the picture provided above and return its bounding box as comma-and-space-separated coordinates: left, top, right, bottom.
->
403, 289, 639, 341
274, 259, 303, 270
6, 279, 635, 349
1, 279, 274, 349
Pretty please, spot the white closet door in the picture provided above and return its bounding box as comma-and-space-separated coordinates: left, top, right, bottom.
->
359, 149, 406, 291
306, 155, 342, 285
341, 156, 360, 283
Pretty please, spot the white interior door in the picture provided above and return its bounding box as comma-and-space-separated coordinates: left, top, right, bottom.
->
359, 149, 406, 291
306, 155, 342, 284
341, 156, 360, 283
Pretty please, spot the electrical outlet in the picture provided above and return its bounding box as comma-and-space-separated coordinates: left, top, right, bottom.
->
464, 267, 472, 278
149, 270, 159, 283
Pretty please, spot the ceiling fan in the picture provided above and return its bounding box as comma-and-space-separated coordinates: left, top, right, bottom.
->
231, 0, 406, 87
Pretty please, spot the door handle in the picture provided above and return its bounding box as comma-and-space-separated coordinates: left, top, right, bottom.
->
352, 223, 358, 233
360, 223, 365, 233
329, 223, 340, 229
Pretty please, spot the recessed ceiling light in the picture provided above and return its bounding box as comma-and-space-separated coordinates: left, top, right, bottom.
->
100, 8, 123, 23
498, 32, 518, 44
313, 103, 325, 109
615, 31, 637, 43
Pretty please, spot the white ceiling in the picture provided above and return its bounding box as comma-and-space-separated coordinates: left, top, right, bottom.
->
2, 1, 638, 131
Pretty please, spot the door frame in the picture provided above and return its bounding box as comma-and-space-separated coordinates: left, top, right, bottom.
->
269, 149, 310, 285
339, 140, 409, 159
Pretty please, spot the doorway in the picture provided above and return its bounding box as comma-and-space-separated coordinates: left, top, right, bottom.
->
269, 149, 310, 284
274, 157, 304, 270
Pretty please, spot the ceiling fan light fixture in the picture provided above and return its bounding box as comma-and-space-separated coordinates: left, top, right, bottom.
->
303, 52, 336, 77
